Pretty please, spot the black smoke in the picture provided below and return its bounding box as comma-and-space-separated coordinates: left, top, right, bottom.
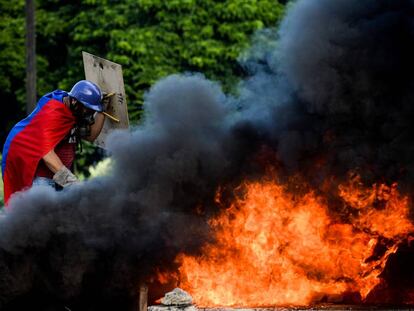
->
0, 75, 258, 310
1, 0, 414, 309
263, 0, 414, 187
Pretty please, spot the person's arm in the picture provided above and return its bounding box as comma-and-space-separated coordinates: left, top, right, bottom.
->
84, 112, 105, 142
42, 149, 64, 173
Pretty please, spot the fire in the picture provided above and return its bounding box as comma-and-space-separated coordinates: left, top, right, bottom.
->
167, 174, 413, 307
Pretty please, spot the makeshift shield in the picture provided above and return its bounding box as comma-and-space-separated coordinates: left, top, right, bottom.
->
82, 51, 129, 148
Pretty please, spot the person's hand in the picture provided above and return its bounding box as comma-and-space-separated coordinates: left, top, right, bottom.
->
53, 166, 79, 187
102, 92, 115, 112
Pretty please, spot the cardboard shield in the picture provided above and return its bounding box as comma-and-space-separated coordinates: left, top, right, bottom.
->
82, 51, 129, 148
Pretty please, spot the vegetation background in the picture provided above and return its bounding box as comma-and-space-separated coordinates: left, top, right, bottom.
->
0, 0, 287, 206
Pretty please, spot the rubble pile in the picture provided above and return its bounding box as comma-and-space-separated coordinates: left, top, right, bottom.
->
149, 288, 197, 311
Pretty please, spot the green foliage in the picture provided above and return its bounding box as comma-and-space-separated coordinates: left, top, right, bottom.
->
0, 0, 25, 95
0, 0, 26, 140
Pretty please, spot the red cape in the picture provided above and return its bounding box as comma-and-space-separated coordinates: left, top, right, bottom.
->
2, 91, 75, 205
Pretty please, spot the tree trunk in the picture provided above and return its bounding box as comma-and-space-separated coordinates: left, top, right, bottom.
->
26, 0, 36, 114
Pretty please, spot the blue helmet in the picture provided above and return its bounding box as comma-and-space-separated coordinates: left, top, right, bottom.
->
68, 80, 103, 112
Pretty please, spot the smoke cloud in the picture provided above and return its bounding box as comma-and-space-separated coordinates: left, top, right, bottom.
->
273, 0, 414, 185
0, 74, 250, 310
1, 0, 414, 309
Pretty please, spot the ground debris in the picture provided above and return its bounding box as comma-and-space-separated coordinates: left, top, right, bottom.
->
149, 288, 196, 311
161, 288, 193, 306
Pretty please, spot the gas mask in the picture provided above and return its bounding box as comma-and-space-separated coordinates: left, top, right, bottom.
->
70, 99, 95, 138
76, 113, 95, 138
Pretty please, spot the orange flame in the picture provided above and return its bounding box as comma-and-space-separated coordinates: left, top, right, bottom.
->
161, 174, 414, 307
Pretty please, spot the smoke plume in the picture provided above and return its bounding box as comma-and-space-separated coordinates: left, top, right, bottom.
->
1, 0, 414, 309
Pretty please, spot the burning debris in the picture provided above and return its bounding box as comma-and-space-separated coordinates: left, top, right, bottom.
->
170, 176, 413, 307
1, 0, 414, 309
